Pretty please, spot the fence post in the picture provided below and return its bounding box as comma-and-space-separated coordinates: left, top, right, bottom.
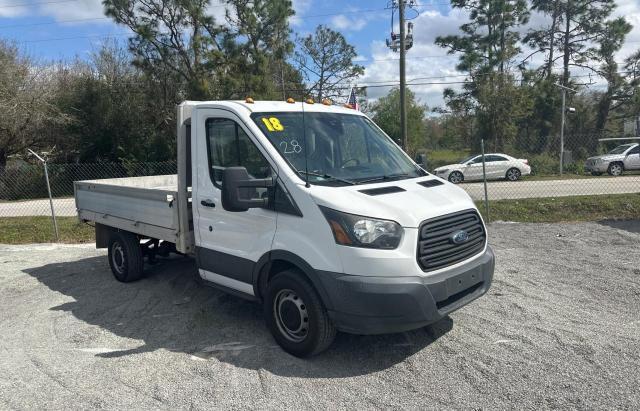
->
28, 149, 59, 241
481, 139, 490, 222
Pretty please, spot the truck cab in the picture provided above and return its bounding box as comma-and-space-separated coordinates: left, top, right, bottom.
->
76, 100, 495, 357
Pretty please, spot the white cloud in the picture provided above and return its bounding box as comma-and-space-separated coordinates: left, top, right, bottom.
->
38, 0, 106, 22
0, 0, 28, 18
290, 0, 312, 27
330, 14, 368, 32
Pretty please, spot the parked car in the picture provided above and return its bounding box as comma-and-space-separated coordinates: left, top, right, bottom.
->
433, 153, 531, 184
74, 100, 495, 357
584, 143, 640, 176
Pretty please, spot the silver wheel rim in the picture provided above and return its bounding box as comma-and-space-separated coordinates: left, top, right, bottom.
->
273, 289, 309, 343
449, 172, 462, 184
507, 169, 520, 180
111, 242, 125, 274
611, 164, 622, 175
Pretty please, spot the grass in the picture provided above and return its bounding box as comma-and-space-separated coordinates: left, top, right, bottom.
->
427, 149, 470, 169
0, 216, 94, 244
477, 193, 640, 223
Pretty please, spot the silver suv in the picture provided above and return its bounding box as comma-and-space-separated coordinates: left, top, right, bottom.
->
585, 143, 640, 176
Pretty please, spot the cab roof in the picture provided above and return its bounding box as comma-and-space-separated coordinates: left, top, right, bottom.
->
180, 100, 363, 115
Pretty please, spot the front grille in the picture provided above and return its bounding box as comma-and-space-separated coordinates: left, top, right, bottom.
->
417, 210, 486, 272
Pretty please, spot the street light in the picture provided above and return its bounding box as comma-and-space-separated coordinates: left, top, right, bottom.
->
554, 83, 578, 175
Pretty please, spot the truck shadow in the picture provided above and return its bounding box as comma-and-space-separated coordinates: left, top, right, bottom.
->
597, 219, 640, 234
23, 255, 452, 378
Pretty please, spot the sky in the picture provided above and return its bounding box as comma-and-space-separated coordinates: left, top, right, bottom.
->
1, 0, 640, 110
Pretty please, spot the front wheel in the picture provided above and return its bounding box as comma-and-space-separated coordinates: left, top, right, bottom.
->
448, 171, 464, 184
264, 270, 336, 357
506, 168, 521, 181
607, 162, 623, 176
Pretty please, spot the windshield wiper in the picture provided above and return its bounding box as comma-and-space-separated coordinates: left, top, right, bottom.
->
355, 173, 410, 185
298, 170, 358, 185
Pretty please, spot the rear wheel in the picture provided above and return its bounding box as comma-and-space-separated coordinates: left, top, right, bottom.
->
107, 231, 144, 282
607, 162, 623, 176
448, 171, 464, 184
506, 167, 521, 181
264, 270, 336, 357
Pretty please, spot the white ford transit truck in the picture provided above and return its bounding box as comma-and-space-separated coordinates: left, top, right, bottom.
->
74, 100, 495, 357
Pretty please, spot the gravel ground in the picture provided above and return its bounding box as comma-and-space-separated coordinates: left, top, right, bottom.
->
0, 221, 639, 409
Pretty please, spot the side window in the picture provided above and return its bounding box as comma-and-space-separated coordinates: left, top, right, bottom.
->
628, 146, 640, 155
491, 155, 508, 161
206, 118, 271, 187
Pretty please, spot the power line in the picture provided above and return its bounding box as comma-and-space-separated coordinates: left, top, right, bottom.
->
0, 0, 80, 8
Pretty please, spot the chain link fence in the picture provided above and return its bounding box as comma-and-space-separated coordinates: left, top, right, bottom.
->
426, 133, 640, 204
1, 132, 639, 241
0, 161, 176, 220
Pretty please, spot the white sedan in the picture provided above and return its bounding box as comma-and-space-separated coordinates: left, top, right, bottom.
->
434, 153, 531, 184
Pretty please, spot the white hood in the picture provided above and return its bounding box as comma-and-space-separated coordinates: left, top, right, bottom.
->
306, 176, 478, 228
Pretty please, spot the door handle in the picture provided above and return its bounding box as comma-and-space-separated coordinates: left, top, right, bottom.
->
200, 199, 216, 208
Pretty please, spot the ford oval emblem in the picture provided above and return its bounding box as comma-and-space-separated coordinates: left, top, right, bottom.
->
451, 230, 469, 244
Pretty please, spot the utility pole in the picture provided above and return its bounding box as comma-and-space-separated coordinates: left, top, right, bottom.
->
399, 0, 408, 151
553, 83, 577, 175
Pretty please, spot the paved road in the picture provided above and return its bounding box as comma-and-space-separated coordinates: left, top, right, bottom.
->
462, 175, 640, 200
1, 176, 639, 217
0, 197, 76, 217
1, 222, 639, 409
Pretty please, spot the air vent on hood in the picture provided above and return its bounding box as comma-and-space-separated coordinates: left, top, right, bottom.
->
359, 186, 406, 196
418, 179, 444, 188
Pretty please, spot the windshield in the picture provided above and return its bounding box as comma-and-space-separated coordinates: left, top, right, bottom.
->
607, 144, 633, 155
251, 112, 423, 185
459, 155, 477, 164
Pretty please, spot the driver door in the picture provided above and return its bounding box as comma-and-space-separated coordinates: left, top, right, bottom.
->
624, 145, 640, 170
193, 108, 278, 296
464, 156, 484, 180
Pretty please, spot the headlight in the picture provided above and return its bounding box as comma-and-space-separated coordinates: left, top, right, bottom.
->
319, 206, 403, 249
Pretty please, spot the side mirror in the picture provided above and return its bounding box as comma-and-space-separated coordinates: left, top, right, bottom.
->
415, 153, 427, 168
221, 167, 274, 212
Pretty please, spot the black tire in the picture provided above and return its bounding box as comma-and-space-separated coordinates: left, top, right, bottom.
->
448, 171, 464, 184
591, 171, 603, 176
506, 167, 521, 181
107, 231, 144, 282
264, 270, 336, 357
607, 162, 623, 176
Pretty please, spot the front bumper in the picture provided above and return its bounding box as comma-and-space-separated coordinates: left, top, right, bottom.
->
318, 246, 495, 335
585, 161, 608, 172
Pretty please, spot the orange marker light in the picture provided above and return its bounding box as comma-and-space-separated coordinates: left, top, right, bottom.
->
344, 103, 353, 109
245, 97, 254, 104
305, 98, 315, 104
322, 98, 332, 106
286, 97, 295, 104
329, 220, 352, 245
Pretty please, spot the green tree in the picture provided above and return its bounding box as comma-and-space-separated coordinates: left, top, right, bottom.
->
103, 0, 227, 100
0, 40, 69, 170
224, 0, 300, 99
370, 88, 427, 155
435, 0, 530, 151
436, 0, 529, 75
295, 25, 364, 101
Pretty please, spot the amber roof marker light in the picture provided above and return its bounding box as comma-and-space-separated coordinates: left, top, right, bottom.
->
322, 98, 332, 106
305, 98, 315, 104
286, 97, 295, 104
245, 97, 254, 104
